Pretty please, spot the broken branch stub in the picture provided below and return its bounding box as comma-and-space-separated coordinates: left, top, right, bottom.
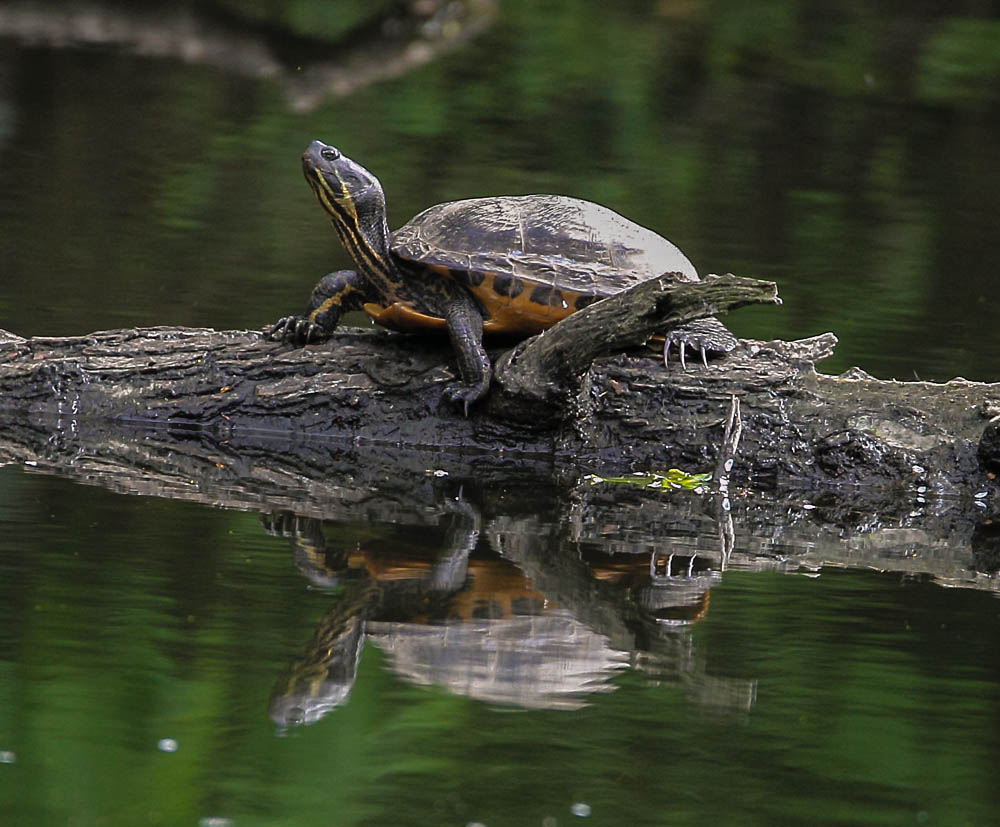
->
491, 273, 780, 418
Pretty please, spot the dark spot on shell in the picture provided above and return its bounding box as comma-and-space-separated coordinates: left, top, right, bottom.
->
461, 269, 485, 287
492, 274, 524, 297
447, 267, 470, 286
575, 294, 599, 310
530, 284, 558, 306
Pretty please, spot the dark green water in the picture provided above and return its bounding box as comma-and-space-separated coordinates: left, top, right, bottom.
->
3, 2, 1000, 824
2, 465, 1000, 826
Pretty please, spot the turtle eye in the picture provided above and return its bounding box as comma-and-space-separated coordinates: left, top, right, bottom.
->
321, 146, 341, 161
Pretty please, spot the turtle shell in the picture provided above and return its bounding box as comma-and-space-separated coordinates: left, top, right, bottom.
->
389, 195, 697, 335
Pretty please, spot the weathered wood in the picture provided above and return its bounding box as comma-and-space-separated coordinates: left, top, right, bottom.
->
489, 273, 778, 423
1, 272, 999, 492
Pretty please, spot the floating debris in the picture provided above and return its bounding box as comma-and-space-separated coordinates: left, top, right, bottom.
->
584, 469, 712, 492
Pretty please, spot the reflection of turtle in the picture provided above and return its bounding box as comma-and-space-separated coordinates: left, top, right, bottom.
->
267, 553, 630, 724
264, 512, 738, 727
269, 140, 737, 411
268, 576, 377, 728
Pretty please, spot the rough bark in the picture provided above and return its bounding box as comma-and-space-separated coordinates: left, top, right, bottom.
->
1, 273, 998, 494
490, 273, 777, 423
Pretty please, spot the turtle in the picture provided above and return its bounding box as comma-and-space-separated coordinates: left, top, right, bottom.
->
269, 140, 736, 412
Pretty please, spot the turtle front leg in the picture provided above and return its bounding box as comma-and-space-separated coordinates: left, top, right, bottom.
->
268, 270, 366, 345
441, 289, 491, 415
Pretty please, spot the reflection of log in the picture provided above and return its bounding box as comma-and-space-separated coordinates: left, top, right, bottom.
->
1, 270, 999, 492
0, 0, 497, 112
0, 413, 997, 592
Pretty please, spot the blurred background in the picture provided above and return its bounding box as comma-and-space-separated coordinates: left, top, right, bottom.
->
3, 5, 1000, 826
2, 0, 999, 380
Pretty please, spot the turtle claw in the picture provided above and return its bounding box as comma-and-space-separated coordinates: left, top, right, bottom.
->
442, 386, 470, 417
266, 318, 288, 340
442, 380, 489, 417
267, 315, 327, 346
663, 332, 690, 370
663, 332, 683, 368
662, 319, 738, 371
662, 332, 697, 371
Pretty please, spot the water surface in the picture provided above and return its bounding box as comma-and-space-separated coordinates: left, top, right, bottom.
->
2, 3, 1000, 825
2, 456, 1000, 825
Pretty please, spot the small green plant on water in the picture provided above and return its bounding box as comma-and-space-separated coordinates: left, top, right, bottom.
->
583, 469, 713, 493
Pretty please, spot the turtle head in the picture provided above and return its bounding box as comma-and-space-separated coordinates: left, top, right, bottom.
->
302, 140, 386, 226
301, 141, 393, 283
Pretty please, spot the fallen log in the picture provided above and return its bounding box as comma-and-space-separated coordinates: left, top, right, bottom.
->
0, 273, 998, 493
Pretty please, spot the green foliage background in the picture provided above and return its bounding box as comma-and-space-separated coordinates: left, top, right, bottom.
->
2, 0, 999, 379
2, 4, 1000, 821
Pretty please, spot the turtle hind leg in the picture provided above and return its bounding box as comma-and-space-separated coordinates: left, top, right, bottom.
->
663, 318, 737, 370
268, 269, 366, 345
441, 288, 491, 416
